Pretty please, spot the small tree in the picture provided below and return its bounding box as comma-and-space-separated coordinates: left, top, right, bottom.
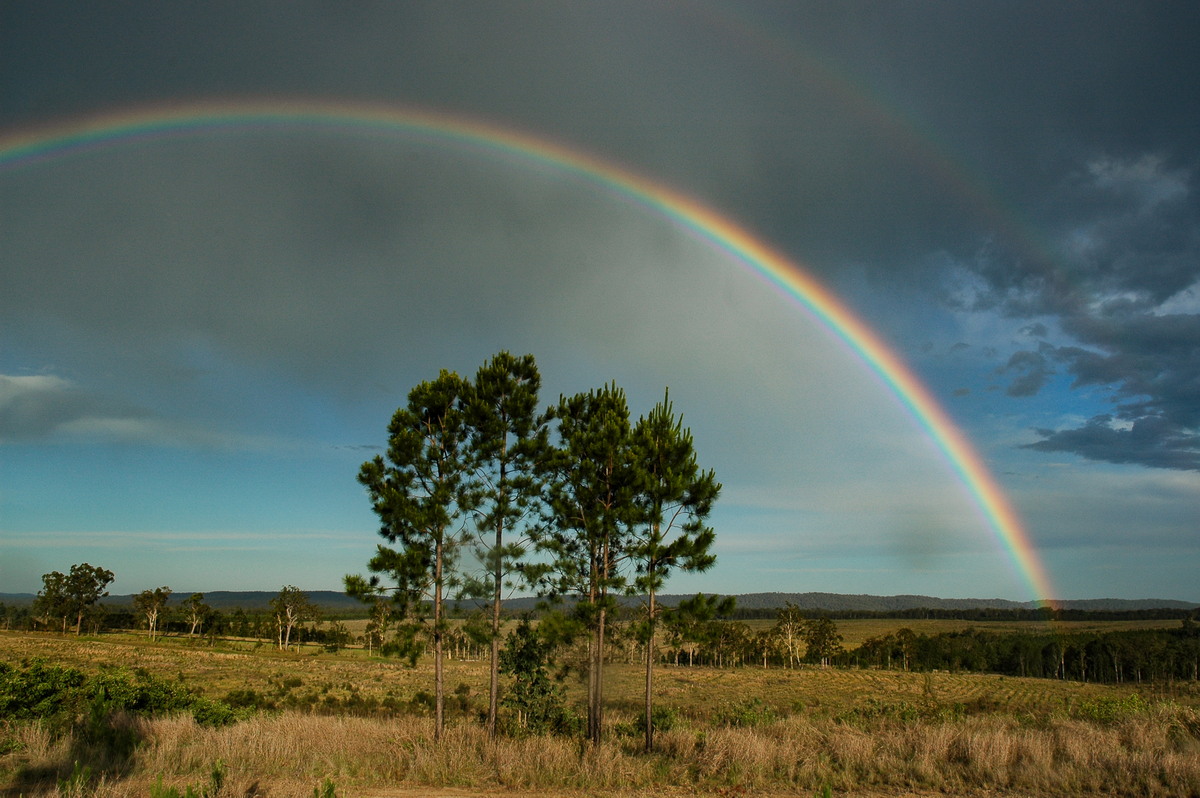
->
498, 617, 573, 735
133, 586, 172, 640
34, 571, 71, 633
270, 585, 317, 651
363, 599, 393, 655
180, 593, 212, 636
323, 620, 352, 654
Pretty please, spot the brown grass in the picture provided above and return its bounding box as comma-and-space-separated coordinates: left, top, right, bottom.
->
3, 631, 1199, 797
5, 707, 1199, 797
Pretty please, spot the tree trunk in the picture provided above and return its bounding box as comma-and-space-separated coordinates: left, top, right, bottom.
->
488, 452, 506, 739
593, 604, 605, 746
644, 588, 655, 753
434, 534, 445, 742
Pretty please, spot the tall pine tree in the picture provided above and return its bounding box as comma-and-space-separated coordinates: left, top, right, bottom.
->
347, 369, 473, 742
629, 391, 720, 751
538, 383, 637, 745
462, 352, 549, 738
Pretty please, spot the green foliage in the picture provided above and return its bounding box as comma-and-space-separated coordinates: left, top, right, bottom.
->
149, 761, 226, 798
1073, 693, 1152, 724
616, 705, 681, 737
312, 777, 338, 798
0, 659, 88, 719
498, 618, 578, 736
57, 760, 94, 797
715, 697, 777, 727
0, 660, 244, 729
627, 390, 720, 601
35, 563, 115, 634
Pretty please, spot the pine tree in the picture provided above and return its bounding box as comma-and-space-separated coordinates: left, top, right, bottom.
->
348, 369, 474, 742
538, 383, 637, 745
628, 390, 720, 751
462, 352, 549, 739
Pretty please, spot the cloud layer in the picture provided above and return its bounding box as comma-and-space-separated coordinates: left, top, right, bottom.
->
2, 2, 1197, 598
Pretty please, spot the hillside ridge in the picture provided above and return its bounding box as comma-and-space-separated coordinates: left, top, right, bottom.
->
2, 590, 1196, 612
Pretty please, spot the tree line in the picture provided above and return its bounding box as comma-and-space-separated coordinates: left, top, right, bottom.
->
10, 568, 1198, 730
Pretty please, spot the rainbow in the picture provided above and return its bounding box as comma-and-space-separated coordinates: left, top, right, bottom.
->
0, 100, 1056, 605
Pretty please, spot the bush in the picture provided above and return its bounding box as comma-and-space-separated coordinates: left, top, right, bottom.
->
0, 660, 244, 728
1073, 693, 1152, 724
715, 697, 777, 727
616, 705, 681, 737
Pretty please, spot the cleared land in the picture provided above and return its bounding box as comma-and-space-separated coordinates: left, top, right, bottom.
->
2, 629, 1198, 798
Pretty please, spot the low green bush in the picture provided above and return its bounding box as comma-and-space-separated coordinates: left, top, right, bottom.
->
714, 697, 777, 727
0, 660, 244, 728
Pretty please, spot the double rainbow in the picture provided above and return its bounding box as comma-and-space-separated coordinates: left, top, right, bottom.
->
0, 100, 1056, 605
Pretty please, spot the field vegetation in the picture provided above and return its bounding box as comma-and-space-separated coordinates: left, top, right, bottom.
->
3, 628, 1199, 798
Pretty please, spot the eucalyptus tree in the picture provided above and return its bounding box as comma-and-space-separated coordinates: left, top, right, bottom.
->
180, 592, 211, 636
538, 383, 638, 745
628, 391, 720, 751
665, 592, 736, 666
133, 586, 172, 640
36, 563, 114, 635
774, 602, 806, 668
347, 369, 475, 742
34, 570, 70, 633
270, 585, 317, 650
462, 352, 549, 738
803, 617, 844, 667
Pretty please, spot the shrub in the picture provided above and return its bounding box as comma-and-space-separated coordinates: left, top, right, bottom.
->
1073, 693, 1152, 724
715, 697, 777, 727
616, 705, 681, 737
0, 660, 244, 729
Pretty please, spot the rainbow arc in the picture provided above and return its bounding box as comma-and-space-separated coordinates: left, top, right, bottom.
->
0, 100, 1057, 606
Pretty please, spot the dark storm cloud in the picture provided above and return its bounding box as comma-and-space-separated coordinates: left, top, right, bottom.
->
966, 154, 1200, 469
1026, 416, 1199, 472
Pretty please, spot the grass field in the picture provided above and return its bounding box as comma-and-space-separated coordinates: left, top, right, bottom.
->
2, 629, 1199, 797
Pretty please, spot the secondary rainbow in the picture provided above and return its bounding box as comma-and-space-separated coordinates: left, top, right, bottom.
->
0, 100, 1057, 605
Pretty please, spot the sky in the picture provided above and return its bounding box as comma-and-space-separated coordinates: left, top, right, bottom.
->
1, 2, 1197, 602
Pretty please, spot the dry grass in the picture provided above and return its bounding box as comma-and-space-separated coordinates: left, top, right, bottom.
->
4, 706, 1199, 797
3, 631, 1199, 797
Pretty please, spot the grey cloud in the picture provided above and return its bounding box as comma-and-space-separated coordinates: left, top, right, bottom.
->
0, 373, 282, 450
1021, 323, 1048, 338
1012, 313, 1200, 469
1025, 416, 1199, 472
1000, 348, 1055, 398
0, 373, 150, 443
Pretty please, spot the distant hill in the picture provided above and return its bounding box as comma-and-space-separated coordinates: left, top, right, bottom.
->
709, 592, 1200, 613
1, 590, 1195, 613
